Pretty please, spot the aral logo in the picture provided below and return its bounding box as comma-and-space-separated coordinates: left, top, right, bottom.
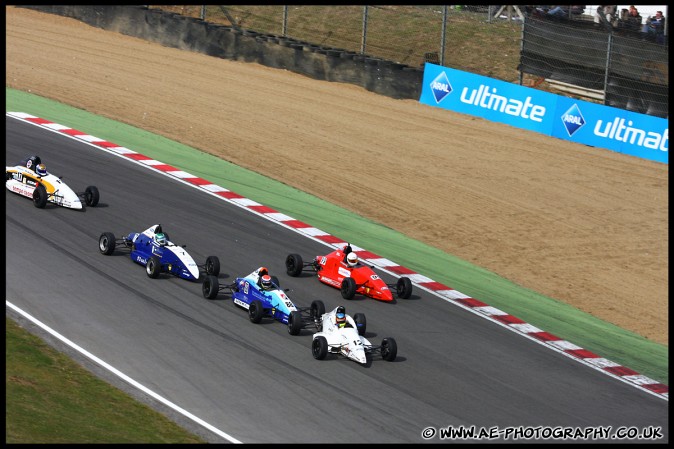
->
562, 104, 586, 137
430, 72, 452, 104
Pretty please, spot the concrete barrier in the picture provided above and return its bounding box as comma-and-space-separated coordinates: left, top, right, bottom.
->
19, 5, 423, 100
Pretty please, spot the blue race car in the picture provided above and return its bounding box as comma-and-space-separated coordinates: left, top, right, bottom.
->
202, 266, 325, 335
98, 224, 220, 281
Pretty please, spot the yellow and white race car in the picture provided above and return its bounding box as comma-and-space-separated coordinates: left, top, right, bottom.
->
6, 155, 99, 210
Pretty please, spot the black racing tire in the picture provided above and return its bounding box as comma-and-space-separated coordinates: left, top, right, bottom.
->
312, 336, 328, 360
205, 256, 220, 276
310, 300, 325, 320
84, 185, 100, 207
353, 312, 367, 336
381, 337, 398, 362
288, 310, 302, 335
248, 299, 264, 324
146, 255, 162, 279
202, 275, 219, 299
98, 232, 116, 255
396, 277, 413, 299
32, 184, 48, 208
286, 253, 303, 277
340, 277, 357, 300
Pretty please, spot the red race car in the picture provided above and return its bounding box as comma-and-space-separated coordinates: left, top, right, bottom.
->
285, 244, 413, 302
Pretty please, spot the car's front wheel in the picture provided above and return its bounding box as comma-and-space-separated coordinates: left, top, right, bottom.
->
288, 310, 302, 335
146, 255, 162, 279
310, 300, 325, 321
202, 275, 219, 299
99, 232, 116, 255
85, 186, 99, 207
205, 256, 220, 276
312, 336, 328, 360
396, 277, 413, 299
286, 253, 303, 277
381, 337, 397, 362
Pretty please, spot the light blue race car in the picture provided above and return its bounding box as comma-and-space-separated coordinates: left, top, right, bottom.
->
202, 266, 325, 335
98, 224, 220, 281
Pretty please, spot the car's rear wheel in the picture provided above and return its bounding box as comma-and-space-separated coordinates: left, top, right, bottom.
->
340, 277, 357, 299
312, 336, 328, 360
286, 253, 303, 276
98, 232, 116, 255
85, 185, 99, 207
202, 275, 219, 299
288, 310, 302, 335
205, 256, 220, 276
396, 277, 413, 299
32, 184, 47, 208
354, 312, 367, 336
381, 337, 397, 361
146, 255, 162, 279
249, 300, 264, 323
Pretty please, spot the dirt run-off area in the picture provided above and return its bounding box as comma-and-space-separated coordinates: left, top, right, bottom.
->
5, 7, 668, 345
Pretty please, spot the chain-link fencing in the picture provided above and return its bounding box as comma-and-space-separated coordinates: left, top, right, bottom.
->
150, 5, 668, 118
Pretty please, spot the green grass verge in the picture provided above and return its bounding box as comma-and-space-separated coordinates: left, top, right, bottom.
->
5, 318, 206, 443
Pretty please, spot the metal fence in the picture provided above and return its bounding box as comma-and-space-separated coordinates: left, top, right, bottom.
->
151, 5, 668, 117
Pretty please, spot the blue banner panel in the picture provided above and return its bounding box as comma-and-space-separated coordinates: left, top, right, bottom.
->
552, 96, 669, 164
419, 63, 668, 164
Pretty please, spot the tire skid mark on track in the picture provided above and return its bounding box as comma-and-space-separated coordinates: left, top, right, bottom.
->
7, 111, 667, 401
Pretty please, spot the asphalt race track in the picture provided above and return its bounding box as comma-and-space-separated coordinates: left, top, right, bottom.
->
5, 117, 668, 443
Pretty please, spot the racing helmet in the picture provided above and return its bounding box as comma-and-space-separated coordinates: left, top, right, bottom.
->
36, 163, 47, 176
336, 306, 346, 324
346, 252, 358, 267
154, 232, 167, 246
260, 274, 273, 290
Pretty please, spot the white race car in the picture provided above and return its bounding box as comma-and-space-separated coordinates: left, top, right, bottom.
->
6, 156, 99, 210
311, 307, 397, 364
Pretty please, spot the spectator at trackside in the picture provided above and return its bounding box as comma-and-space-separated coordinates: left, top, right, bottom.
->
642, 10, 665, 43
594, 5, 617, 26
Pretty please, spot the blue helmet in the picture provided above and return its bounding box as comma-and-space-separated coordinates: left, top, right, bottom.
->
36, 163, 47, 176
336, 306, 346, 323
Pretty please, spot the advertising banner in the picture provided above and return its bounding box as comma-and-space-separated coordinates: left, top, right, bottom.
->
419, 63, 668, 164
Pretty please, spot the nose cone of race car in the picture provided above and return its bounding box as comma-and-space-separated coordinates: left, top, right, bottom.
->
353, 347, 368, 364
169, 246, 200, 280
54, 178, 83, 209
378, 288, 394, 301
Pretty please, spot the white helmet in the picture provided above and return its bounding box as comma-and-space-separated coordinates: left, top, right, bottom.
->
346, 252, 358, 267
